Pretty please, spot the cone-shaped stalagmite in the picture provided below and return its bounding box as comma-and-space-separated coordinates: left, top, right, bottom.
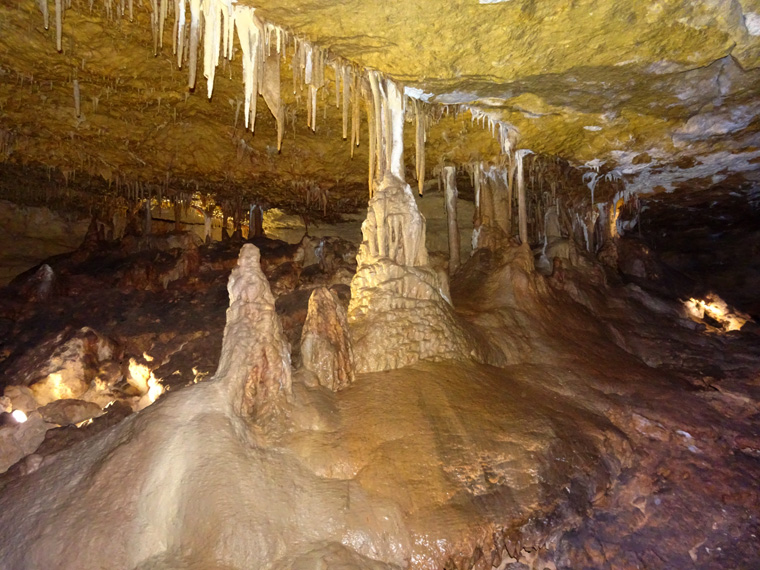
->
301, 287, 355, 391
215, 243, 291, 418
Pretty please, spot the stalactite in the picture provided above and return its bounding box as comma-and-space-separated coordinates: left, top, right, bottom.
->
235, 7, 260, 131
261, 47, 284, 150
365, 82, 376, 198
151, 0, 159, 55
73, 79, 80, 118
515, 149, 533, 245
351, 73, 361, 157
368, 71, 384, 178
55, 0, 62, 52
342, 65, 350, 140
332, 62, 340, 109
159, 0, 168, 48
39, 0, 49, 30
387, 80, 404, 179
414, 99, 426, 197
443, 166, 460, 273
187, 0, 201, 89
128, 0, 133, 21
173, 0, 182, 59
144, 197, 152, 234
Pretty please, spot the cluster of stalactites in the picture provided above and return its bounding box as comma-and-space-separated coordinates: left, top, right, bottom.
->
356, 73, 430, 269
365, 72, 407, 197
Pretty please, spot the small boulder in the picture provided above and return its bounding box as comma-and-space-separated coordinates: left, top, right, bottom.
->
0, 411, 52, 474
3, 385, 39, 413
38, 399, 104, 426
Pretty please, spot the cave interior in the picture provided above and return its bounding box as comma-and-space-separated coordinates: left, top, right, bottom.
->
0, 1, 760, 569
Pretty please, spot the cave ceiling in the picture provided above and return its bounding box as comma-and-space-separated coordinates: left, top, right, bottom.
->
1, 0, 760, 213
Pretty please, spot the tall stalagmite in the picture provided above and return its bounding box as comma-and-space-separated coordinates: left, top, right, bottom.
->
348, 77, 500, 372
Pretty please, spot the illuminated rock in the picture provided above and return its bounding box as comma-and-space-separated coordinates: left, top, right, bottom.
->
0, 411, 52, 473
2, 327, 118, 407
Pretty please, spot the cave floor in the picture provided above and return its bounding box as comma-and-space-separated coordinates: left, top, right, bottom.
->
0, 232, 759, 569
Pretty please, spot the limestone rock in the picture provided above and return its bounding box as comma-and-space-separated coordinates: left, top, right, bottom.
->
0, 411, 52, 473
17, 263, 56, 302
214, 243, 292, 419
3, 385, 39, 413
38, 399, 104, 426
301, 287, 355, 391
3, 327, 117, 406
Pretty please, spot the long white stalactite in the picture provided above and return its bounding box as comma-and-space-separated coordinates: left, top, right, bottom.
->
187, 0, 201, 89
515, 149, 533, 245
55, 0, 62, 52
39, 0, 49, 31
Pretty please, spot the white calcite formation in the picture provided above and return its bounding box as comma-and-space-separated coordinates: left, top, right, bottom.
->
300, 286, 355, 391
443, 166, 460, 273
349, 78, 501, 372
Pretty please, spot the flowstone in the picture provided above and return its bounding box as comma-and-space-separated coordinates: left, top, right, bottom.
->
349, 172, 500, 372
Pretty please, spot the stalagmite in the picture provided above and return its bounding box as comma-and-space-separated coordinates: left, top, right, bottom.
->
348, 77, 500, 372
217, 244, 291, 417
515, 149, 533, 245
73, 79, 80, 118
443, 166, 460, 273
55, 0, 62, 52
300, 287, 355, 391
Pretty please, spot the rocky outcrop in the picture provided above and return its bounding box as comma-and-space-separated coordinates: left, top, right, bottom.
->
2, 327, 118, 406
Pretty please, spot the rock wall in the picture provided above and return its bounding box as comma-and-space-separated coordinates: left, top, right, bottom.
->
0, 200, 89, 285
